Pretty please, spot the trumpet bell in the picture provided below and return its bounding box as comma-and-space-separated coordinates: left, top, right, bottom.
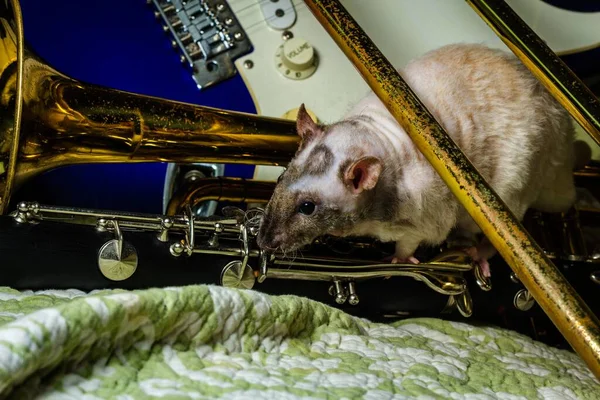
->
0, 0, 299, 215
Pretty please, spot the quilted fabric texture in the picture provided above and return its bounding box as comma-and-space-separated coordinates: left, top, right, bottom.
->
0, 284, 598, 399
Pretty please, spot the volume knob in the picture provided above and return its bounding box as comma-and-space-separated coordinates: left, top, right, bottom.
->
275, 37, 318, 80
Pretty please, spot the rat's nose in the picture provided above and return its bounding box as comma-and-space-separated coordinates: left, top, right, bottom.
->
271, 235, 284, 248
257, 232, 284, 250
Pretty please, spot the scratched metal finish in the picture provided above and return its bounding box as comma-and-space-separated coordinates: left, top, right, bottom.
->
466, 0, 600, 147
304, 0, 600, 378
0, 0, 299, 215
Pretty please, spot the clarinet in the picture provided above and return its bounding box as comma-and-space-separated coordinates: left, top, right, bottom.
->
2, 201, 599, 350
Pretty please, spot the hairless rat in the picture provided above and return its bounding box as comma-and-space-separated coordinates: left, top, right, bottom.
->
256, 43, 586, 277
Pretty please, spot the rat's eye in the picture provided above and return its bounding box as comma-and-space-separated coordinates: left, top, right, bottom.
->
298, 201, 316, 215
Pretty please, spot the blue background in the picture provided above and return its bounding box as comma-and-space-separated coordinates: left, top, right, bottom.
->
14, 0, 257, 214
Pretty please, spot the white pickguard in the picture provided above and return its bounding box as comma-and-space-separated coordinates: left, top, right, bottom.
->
232, 0, 372, 181
231, 0, 600, 183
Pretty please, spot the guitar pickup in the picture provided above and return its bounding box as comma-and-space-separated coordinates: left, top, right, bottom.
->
151, 0, 253, 90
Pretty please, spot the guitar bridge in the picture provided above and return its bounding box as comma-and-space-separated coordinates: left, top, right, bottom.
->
151, 0, 253, 89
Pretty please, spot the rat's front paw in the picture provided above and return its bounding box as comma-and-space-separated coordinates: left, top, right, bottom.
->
381, 255, 420, 280
390, 256, 420, 264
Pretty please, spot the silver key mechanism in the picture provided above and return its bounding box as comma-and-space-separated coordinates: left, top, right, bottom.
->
97, 219, 139, 281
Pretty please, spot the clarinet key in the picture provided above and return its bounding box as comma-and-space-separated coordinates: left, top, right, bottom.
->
347, 281, 359, 305
330, 280, 347, 305
97, 220, 138, 281
220, 260, 255, 290
514, 289, 536, 311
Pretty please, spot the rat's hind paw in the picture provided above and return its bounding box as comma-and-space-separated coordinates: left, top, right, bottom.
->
462, 246, 491, 278
478, 258, 491, 278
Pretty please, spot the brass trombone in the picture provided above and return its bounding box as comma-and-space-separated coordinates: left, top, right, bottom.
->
302, 0, 600, 379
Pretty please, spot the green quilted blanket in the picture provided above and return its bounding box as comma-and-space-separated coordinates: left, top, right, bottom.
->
0, 285, 598, 399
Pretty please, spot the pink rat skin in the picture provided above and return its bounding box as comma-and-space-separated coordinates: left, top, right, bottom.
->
256, 43, 583, 277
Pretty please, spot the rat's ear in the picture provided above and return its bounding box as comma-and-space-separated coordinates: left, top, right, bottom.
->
343, 156, 383, 193
296, 104, 322, 144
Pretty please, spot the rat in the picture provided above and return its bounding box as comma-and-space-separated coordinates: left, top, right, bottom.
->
256, 43, 584, 277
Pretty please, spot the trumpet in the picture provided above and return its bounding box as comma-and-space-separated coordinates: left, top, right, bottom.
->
0, 0, 480, 323
0, 0, 299, 215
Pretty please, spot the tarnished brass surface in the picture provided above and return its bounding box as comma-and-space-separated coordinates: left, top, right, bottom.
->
0, 0, 298, 215
304, 0, 600, 379
166, 177, 276, 215
466, 0, 600, 147
1, 0, 24, 220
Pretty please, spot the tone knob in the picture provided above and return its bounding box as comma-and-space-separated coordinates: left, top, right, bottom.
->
275, 37, 318, 80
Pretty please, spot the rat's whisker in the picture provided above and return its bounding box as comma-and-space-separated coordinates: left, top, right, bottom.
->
289, 249, 298, 264
281, 247, 289, 262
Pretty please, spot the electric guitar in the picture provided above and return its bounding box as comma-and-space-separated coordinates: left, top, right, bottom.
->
12, 0, 600, 215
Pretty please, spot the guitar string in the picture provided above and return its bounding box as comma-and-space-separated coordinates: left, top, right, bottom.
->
228, 0, 307, 33
237, 1, 308, 35
167, 0, 309, 37
208, 0, 307, 33
228, 0, 272, 16
165, 1, 309, 50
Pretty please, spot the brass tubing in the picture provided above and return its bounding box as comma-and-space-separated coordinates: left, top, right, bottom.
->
304, 0, 600, 378
465, 0, 600, 147
166, 177, 276, 215
0, 0, 299, 214
3, 0, 25, 220
8, 73, 299, 184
